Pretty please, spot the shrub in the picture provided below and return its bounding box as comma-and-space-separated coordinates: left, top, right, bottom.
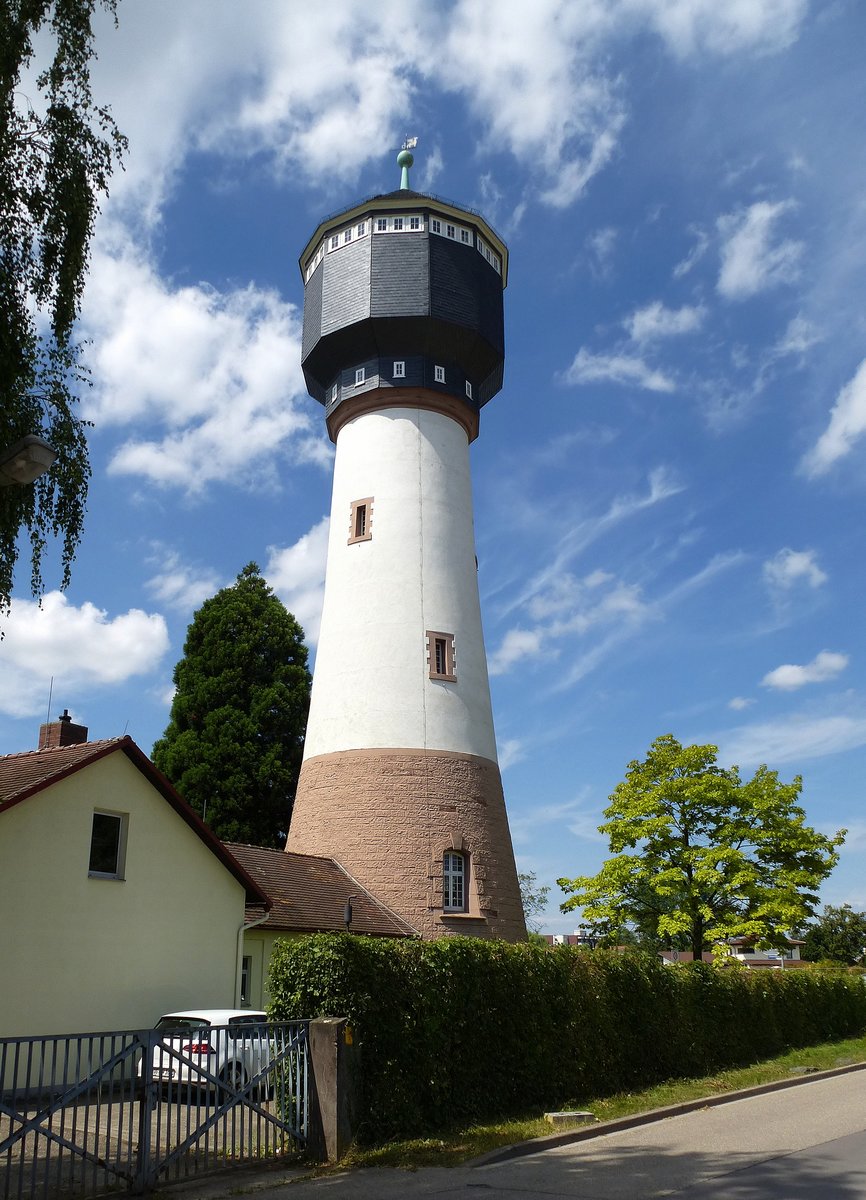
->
268, 935, 866, 1142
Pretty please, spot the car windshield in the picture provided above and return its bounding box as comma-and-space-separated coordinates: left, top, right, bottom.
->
154, 1017, 211, 1034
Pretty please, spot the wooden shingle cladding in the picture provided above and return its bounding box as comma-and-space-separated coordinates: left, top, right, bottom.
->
299, 188, 507, 420
226, 843, 418, 938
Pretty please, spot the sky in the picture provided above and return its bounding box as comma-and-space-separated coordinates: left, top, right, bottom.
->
3, 0, 865, 932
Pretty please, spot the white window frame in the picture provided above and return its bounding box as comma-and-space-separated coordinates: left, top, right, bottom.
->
88, 810, 128, 880
465, 380, 473, 399
355, 367, 365, 386
434, 365, 446, 384
376, 217, 388, 232
431, 218, 441, 234
329, 234, 339, 251
393, 361, 405, 378
443, 851, 466, 912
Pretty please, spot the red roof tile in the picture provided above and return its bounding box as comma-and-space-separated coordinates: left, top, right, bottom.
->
225, 842, 418, 938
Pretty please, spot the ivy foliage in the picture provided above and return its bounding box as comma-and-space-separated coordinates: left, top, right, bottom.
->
1, 0, 126, 614
558, 735, 845, 960
152, 564, 311, 847
268, 933, 866, 1142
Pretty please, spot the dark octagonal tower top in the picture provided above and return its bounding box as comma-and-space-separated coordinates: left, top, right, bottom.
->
299, 163, 508, 443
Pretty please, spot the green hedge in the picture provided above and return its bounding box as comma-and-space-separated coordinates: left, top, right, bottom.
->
267, 935, 866, 1141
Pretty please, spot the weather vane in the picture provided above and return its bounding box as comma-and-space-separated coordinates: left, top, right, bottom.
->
397, 136, 418, 189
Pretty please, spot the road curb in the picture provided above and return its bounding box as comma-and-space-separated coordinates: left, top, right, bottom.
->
469, 1059, 866, 1167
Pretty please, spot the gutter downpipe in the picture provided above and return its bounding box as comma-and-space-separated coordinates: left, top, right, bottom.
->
235, 910, 271, 1008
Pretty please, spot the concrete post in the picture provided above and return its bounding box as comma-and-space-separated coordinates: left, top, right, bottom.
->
307, 1017, 357, 1162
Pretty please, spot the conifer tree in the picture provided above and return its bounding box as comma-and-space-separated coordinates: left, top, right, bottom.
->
152, 564, 311, 847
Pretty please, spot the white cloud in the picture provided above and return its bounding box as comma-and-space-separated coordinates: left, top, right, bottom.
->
560, 348, 676, 392
719, 713, 866, 768
729, 696, 755, 711
0, 594, 169, 719
628, 0, 808, 58
763, 548, 827, 591
673, 227, 710, 278
82, 235, 324, 493
488, 628, 546, 676
586, 226, 618, 278
624, 301, 706, 343
772, 315, 822, 359
762, 650, 849, 691
497, 737, 527, 771
717, 200, 803, 299
509, 795, 605, 847
801, 359, 866, 477
145, 550, 224, 612
265, 517, 331, 645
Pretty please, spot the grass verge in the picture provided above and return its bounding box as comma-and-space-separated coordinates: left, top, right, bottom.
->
338, 1032, 866, 1170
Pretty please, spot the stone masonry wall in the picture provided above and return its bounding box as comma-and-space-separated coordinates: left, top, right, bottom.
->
286, 748, 527, 942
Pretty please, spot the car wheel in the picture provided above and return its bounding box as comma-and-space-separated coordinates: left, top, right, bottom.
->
219, 1061, 247, 1095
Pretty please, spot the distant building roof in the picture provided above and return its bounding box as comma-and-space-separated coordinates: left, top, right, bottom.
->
226, 842, 418, 938
0, 737, 269, 907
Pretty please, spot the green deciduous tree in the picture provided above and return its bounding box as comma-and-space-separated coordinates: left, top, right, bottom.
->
558, 734, 845, 960
518, 870, 550, 933
1, 0, 126, 614
152, 564, 312, 848
798, 904, 866, 966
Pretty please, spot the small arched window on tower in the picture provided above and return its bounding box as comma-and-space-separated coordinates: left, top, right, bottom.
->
348, 497, 373, 544
427, 630, 455, 681
443, 850, 466, 912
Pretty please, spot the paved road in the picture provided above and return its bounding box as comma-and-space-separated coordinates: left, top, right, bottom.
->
189, 1070, 866, 1199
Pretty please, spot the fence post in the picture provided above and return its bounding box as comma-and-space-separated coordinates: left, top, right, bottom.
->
306, 1018, 357, 1162
132, 1032, 157, 1195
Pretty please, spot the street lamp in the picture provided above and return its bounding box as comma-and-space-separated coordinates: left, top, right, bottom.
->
0, 435, 57, 486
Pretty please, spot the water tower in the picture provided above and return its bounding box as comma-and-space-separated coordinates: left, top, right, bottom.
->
285, 147, 526, 940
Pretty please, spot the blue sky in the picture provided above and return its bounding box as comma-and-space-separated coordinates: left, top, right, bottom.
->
3, 0, 865, 931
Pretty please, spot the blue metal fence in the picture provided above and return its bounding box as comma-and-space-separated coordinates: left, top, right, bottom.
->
0, 1022, 309, 1197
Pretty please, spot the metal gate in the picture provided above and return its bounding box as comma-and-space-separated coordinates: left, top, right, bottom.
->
0, 1022, 309, 1198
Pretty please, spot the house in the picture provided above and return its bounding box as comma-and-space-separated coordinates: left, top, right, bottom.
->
0, 713, 269, 1038
659, 938, 806, 969
226, 844, 417, 1009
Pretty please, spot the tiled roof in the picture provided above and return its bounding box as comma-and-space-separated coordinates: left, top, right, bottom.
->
225, 843, 418, 939
0, 738, 124, 803
0, 737, 269, 907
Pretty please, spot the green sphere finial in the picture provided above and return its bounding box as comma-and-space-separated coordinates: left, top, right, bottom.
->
397, 138, 418, 189
397, 147, 414, 190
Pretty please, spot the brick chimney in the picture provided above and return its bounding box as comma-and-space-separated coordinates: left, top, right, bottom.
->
39, 709, 88, 750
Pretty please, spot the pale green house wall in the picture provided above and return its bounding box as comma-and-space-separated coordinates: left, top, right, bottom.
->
0, 751, 248, 1038
241, 930, 300, 1011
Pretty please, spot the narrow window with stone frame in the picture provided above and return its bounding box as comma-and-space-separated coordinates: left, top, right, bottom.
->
443, 850, 467, 911
348, 497, 373, 544
426, 630, 456, 681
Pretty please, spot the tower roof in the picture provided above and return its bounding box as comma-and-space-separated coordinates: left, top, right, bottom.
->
299, 188, 508, 286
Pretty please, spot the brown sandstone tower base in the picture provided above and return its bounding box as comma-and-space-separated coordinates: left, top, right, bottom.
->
287, 749, 526, 941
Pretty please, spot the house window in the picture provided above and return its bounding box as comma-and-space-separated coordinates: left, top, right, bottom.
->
356, 222, 366, 237
240, 955, 252, 1006
88, 811, 127, 879
446, 223, 456, 238
409, 216, 421, 230
329, 234, 339, 250
393, 361, 405, 378
393, 217, 404, 231
348, 497, 373, 544
460, 228, 471, 244
431, 218, 441, 234
427, 630, 456, 681
376, 217, 387, 232
355, 367, 365, 386
434, 365, 445, 384
465, 380, 473, 399
343, 228, 352, 243
331, 383, 339, 402
443, 851, 466, 911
